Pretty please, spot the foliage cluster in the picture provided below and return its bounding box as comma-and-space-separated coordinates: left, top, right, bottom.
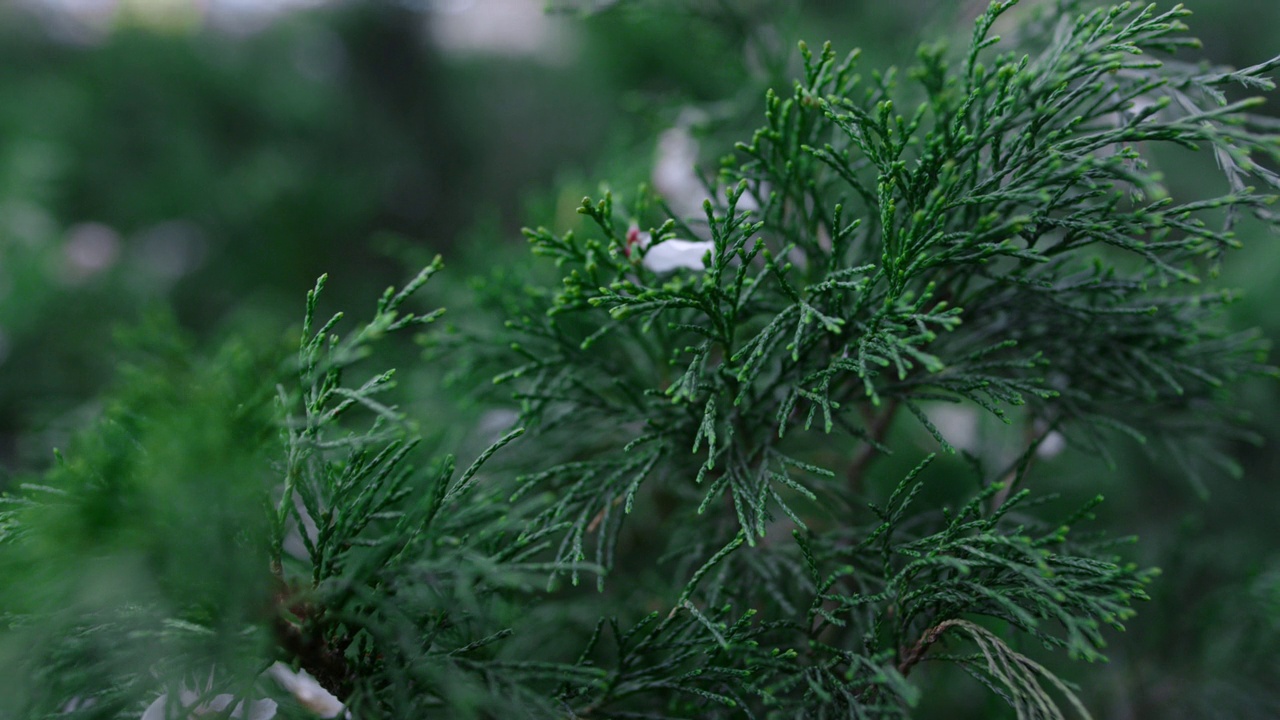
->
1, 1, 1278, 718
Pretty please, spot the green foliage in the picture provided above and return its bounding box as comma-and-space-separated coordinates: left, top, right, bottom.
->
270, 259, 578, 716
492, 0, 1278, 715
1, 1, 1277, 718
0, 262, 572, 717
0, 315, 283, 716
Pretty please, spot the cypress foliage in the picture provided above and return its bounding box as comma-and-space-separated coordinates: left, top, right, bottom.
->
1, 1, 1277, 718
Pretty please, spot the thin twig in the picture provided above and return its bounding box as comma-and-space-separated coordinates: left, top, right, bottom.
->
847, 397, 901, 493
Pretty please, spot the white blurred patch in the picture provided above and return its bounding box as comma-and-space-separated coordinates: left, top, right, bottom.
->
23, 0, 117, 44
652, 120, 765, 224
61, 696, 98, 713
1036, 429, 1066, 460
35, 0, 115, 15
140, 688, 276, 720
652, 125, 708, 220
207, 0, 328, 14
267, 663, 350, 719
426, 0, 576, 63
136, 220, 208, 282
1, 200, 57, 246
1125, 95, 1164, 122
927, 403, 979, 452
205, 0, 330, 35
61, 222, 121, 284
641, 237, 715, 273
476, 408, 519, 443
625, 226, 714, 273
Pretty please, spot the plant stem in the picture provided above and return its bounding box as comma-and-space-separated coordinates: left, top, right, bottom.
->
847, 397, 901, 493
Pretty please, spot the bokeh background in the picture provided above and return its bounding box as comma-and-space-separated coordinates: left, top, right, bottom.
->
0, 0, 1276, 717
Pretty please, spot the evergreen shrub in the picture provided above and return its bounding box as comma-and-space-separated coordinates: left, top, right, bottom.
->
2, 1, 1278, 717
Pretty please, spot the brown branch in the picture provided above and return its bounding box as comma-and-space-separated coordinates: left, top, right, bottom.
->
270, 576, 353, 699
897, 619, 962, 677
846, 397, 901, 493
586, 495, 625, 534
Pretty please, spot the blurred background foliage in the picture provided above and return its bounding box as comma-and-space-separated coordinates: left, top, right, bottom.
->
0, 0, 1276, 717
